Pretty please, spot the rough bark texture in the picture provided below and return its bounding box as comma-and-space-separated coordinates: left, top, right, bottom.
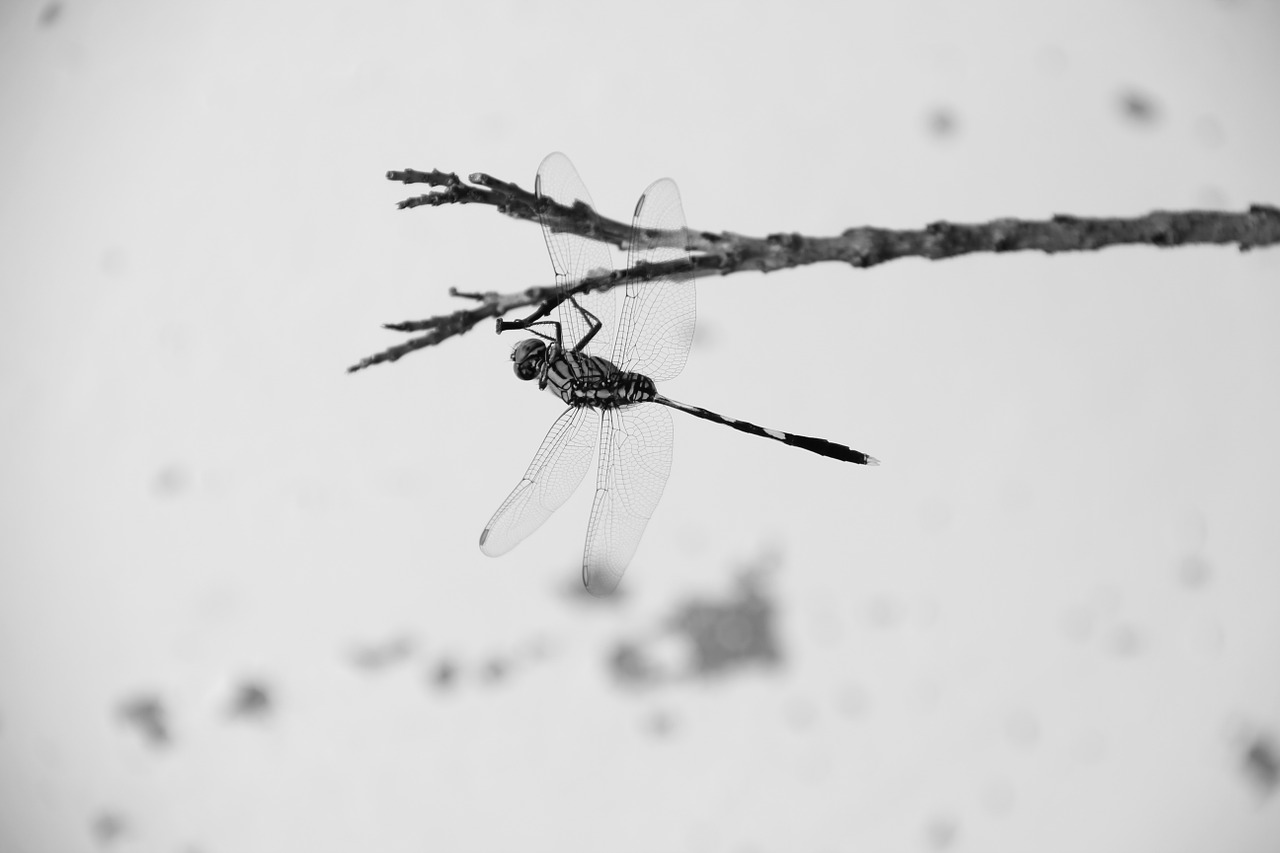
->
347, 167, 1279, 373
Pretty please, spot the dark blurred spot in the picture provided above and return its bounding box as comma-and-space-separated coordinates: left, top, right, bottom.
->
608, 559, 783, 687
1242, 734, 1279, 796
39, 2, 62, 28
669, 573, 782, 676
924, 814, 958, 849
91, 811, 126, 846
1118, 89, 1160, 125
347, 635, 414, 671
609, 641, 659, 687
117, 694, 169, 747
481, 657, 509, 684
1107, 623, 1143, 657
926, 107, 958, 139
643, 709, 676, 738
1177, 553, 1212, 588
429, 659, 458, 690
151, 464, 189, 498
1004, 710, 1040, 750
227, 680, 271, 720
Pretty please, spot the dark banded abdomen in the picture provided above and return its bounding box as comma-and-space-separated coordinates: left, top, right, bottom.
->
652, 393, 878, 465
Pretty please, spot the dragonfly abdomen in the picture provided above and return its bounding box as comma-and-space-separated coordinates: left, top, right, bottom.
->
653, 394, 879, 466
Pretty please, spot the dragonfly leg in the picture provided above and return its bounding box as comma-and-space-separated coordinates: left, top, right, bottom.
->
525, 320, 563, 346
497, 294, 600, 352
497, 298, 560, 334
566, 295, 602, 352
498, 305, 571, 347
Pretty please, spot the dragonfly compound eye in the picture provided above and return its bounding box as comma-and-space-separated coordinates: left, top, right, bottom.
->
511, 338, 546, 380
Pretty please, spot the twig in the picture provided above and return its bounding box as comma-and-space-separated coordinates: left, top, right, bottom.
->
348, 167, 1280, 373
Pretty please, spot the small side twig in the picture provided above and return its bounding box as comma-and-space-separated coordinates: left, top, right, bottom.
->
387, 167, 642, 250
348, 167, 1280, 373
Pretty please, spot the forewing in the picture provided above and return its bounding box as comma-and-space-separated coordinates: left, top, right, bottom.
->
479, 406, 599, 557
536, 152, 616, 357
581, 404, 674, 595
613, 177, 696, 381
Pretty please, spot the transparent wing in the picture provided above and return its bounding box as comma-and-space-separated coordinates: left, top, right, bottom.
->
613, 177, 696, 381
536, 152, 616, 358
479, 406, 599, 557
581, 404, 674, 595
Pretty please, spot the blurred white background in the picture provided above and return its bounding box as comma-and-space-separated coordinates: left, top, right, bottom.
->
2, 0, 1279, 851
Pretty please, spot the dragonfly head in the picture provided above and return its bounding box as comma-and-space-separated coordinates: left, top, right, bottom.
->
511, 338, 547, 381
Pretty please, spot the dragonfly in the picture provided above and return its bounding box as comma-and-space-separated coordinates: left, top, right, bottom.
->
479, 153, 877, 595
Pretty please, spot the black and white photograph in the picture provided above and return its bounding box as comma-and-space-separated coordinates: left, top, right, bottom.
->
1, 1, 1278, 851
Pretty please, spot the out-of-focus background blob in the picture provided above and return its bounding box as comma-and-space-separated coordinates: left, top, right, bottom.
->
1, 1, 1279, 851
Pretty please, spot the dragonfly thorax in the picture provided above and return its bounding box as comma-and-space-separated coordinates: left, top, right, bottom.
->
524, 344, 657, 409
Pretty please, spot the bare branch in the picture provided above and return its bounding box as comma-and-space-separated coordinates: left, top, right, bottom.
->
386, 167, 642, 249
349, 167, 1280, 373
